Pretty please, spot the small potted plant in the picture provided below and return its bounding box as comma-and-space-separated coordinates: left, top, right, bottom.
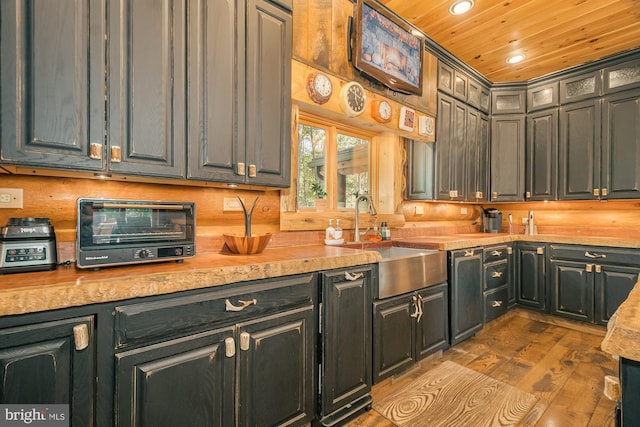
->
311, 182, 327, 212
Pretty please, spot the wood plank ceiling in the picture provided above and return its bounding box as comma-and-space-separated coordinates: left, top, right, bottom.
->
378, 0, 640, 83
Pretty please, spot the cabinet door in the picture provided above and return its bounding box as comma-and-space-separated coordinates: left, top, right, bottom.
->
0, 316, 95, 426
115, 328, 235, 427
449, 248, 483, 345
549, 260, 594, 322
437, 61, 454, 95
238, 306, 315, 427
372, 295, 414, 383
528, 81, 559, 112
108, 0, 186, 178
490, 115, 525, 201
435, 94, 454, 199
558, 99, 601, 200
320, 267, 372, 417
601, 89, 640, 199
436, 93, 466, 201
406, 140, 435, 200
187, 0, 243, 183
595, 264, 639, 325
416, 284, 449, 359
245, 0, 292, 187
603, 58, 640, 94
516, 244, 547, 311
0, 1, 105, 171
526, 109, 558, 200
465, 109, 489, 201
491, 89, 526, 114
560, 71, 602, 104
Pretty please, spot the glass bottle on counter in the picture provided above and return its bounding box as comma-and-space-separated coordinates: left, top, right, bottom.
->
325, 219, 335, 241
381, 222, 390, 240
334, 219, 342, 240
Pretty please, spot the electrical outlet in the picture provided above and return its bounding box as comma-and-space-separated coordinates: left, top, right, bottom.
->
0, 188, 23, 208
415, 205, 424, 215
521, 217, 528, 224
223, 197, 243, 212
460, 207, 468, 215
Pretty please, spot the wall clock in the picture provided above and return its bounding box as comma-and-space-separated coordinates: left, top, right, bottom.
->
371, 99, 392, 123
306, 72, 333, 104
418, 115, 435, 136
398, 106, 416, 132
339, 81, 366, 117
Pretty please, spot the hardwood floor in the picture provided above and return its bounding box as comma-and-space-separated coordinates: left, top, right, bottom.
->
346, 309, 619, 427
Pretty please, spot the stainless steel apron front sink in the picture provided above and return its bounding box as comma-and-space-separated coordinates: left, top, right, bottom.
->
369, 247, 447, 299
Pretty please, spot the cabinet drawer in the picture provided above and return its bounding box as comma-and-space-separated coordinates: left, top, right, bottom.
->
484, 286, 508, 323
114, 273, 315, 348
484, 245, 509, 262
484, 260, 508, 290
549, 244, 640, 266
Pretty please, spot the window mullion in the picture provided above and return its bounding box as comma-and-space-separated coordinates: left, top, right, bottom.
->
325, 125, 339, 210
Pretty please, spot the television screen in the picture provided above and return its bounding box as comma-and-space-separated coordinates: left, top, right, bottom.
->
353, 0, 423, 95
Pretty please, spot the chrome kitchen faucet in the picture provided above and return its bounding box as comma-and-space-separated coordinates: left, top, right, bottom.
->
353, 194, 377, 243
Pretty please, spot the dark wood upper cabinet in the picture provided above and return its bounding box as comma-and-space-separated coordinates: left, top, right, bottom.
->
559, 70, 602, 104
108, 0, 186, 178
526, 109, 558, 201
491, 89, 526, 114
603, 58, 640, 94
187, 0, 291, 187
490, 115, 526, 202
0, 1, 106, 171
528, 81, 559, 112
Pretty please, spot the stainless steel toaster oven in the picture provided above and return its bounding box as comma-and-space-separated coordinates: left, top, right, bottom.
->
76, 198, 195, 269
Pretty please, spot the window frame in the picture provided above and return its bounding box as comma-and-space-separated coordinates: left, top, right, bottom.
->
296, 113, 377, 212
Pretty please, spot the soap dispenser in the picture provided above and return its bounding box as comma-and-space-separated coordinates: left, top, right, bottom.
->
325, 219, 335, 241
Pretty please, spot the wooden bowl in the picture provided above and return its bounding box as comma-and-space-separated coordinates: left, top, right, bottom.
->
223, 233, 271, 255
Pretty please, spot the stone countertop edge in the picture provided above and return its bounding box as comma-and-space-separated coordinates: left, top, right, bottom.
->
601, 279, 640, 362
0, 246, 382, 317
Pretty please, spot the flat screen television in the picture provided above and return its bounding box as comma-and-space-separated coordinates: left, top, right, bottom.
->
352, 0, 423, 96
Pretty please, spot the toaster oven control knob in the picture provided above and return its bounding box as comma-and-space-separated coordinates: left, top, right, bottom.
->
138, 249, 150, 259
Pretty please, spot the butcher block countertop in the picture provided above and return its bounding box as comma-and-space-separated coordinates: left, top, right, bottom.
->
601, 279, 640, 362
391, 232, 640, 251
0, 245, 381, 317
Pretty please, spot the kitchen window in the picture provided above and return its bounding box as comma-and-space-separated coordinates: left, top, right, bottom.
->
296, 114, 373, 212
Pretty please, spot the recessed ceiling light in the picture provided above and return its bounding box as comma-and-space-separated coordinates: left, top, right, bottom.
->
449, 0, 474, 15
506, 54, 526, 64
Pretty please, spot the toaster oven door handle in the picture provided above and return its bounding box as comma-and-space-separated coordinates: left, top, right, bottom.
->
94, 202, 188, 210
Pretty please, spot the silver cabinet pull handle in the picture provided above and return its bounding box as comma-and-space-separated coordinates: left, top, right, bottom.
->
492, 300, 503, 308
73, 324, 89, 351
491, 250, 502, 257
344, 272, 364, 281
491, 271, 503, 278
585, 251, 606, 259
586, 263, 593, 272
410, 295, 419, 319
416, 295, 423, 323
464, 249, 474, 257
225, 298, 257, 312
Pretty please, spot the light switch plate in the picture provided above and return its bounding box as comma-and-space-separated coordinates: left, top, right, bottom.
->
0, 188, 23, 208
223, 197, 243, 212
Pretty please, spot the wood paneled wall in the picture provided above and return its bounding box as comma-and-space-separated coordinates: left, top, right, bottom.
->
0, 175, 281, 243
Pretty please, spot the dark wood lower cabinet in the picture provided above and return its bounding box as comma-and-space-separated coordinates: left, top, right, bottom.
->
449, 248, 483, 345
115, 328, 235, 427
317, 266, 373, 426
372, 284, 449, 384
515, 243, 547, 311
0, 316, 96, 427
